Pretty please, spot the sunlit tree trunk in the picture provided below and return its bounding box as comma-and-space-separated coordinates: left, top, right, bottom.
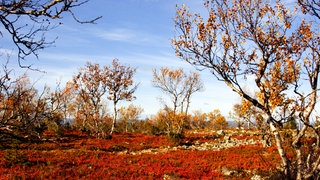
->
110, 101, 117, 136
269, 119, 290, 177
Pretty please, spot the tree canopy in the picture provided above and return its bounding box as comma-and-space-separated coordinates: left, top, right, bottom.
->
172, 0, 320, 178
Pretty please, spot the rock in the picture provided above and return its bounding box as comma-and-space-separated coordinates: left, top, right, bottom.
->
216, 130, 225, 137
251, 175, 264, 180
248, 139, 255, 144
194, 140, 200, 145
224, 135, 231, 141
221, 167, 235, 176
180, 145, 188, 150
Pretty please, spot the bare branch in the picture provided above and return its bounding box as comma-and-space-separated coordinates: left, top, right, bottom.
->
0, 0, 101, 68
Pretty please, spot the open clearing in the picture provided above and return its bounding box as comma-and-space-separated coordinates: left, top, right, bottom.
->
0, 130, 281, 179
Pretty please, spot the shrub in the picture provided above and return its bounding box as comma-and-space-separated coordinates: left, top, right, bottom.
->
4, 149, 30, 167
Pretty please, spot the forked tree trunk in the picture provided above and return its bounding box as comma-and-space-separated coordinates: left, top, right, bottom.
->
293, 90, 319, 179
292, 125, 320, 180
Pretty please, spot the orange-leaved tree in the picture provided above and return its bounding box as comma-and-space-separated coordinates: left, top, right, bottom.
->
230, 98, 263, 130
54, 81, 77, 125
72, 62, 109, 137
105, 59, 138, 136
0, 62, 61, 144
118, 104, 144, 133
172, 0, 319, 178
208, 109, 228, 130
190, 110, 207, 130
152, 107, 187, 138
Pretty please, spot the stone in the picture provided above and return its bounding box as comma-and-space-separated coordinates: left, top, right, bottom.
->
216, 130, 225, 137
251, 175, 264, 180
224, 135, 231, 141
221, 167, 235, 176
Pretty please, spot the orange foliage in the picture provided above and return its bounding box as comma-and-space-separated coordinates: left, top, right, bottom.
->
208, 109, 228, 130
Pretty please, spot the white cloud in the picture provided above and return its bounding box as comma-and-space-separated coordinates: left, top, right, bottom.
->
0, 48, 15, 55
97, 28, 136, 41
92, 28, 166, 45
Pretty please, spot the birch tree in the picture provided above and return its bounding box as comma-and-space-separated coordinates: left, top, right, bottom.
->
105, 59, 138, 136
152, 67, 203, 137
0, 63, 57, 144
208, 109, 228, 130
118, 104, 143, 133
152, 67, 203, 115
72, 62, 108, 137
172, 0, 320, 178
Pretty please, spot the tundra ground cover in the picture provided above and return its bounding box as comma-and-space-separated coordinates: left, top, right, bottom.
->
0, 131, 281, 179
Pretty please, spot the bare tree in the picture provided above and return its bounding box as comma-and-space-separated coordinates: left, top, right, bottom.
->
152, 67, 203, 115
0, 0, 101, 67
152, 67, 203, 137
105, 59, 138, 136
172, 0, 319, 178
152, 67, 185, 114
181, 71, 204, 115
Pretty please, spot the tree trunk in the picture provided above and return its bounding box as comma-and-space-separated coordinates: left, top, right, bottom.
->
185, 97, 190, 116
295, 147, 302, 180
269, 119, 291, 177
110, 101, 117, 136
173, 96, 178, 115
292, 126, 307, 180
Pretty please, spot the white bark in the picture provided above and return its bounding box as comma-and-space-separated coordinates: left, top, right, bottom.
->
269, 121, 290, 176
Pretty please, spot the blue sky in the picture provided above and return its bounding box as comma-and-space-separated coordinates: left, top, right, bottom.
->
4, 0, 239, 117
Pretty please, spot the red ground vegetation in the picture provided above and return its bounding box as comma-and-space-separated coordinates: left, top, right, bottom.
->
0, 131, 280, 179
